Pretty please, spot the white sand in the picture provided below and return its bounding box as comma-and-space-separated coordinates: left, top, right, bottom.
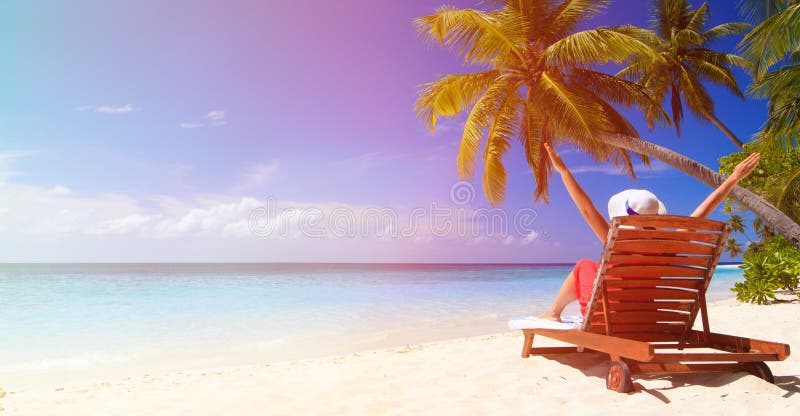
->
2, 299, 798, 415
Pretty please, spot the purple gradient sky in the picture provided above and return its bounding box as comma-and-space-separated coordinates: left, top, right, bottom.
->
0, 1, 763, 262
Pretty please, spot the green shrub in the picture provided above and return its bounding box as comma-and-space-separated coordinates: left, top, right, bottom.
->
732, 236, 800, 304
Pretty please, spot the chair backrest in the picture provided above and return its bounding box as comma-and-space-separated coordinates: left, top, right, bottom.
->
581, 215, 731, 344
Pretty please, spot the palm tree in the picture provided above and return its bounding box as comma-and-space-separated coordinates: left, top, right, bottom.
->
414, 0, 669, 204
724, 237, 745, 257
729, 213, 747, 234
739, 1, 800, 147
414, 0, 800, 247
725, 212, 756, 249
728, 1, 800, 246
618, 0, 751, 149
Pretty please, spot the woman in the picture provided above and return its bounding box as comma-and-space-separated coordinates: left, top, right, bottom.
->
538, 143, 761, 322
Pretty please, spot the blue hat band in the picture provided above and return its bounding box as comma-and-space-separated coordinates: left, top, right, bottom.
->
625, 199, 639, 216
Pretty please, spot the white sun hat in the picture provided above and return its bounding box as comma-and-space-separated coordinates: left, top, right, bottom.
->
607, 189, 667, 220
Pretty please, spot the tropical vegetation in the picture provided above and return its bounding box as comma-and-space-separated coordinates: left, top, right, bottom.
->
618, 0, 750, 148
733, 235, 800, 304
714, 0, 800, 302
720, 141, 800, 302
414, 0, 670, 204
414, 0, 800, 248
739, 0, 800, 148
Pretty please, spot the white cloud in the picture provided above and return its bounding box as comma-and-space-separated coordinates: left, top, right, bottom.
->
76, 104, 137, 114
178, 110, 228, 129
206, 110, 227, 126
89, 214, 156, 235
522, 230, 540, 244
96, 104, 135, 113
149, 197, 262, 238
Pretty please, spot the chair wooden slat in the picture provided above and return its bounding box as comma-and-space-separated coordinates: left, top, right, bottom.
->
605, 288, 698, 301
607, 323, 686, 333
615, 332, 689, 342
617, 228, 721, 244
612, 240, 717, 255
604, 279, 704, 289
604, 311, 691, 323
605, 265, 707, 278
606, 301, 695, 312
614, 215, 727, 231
608, 253, 712, 267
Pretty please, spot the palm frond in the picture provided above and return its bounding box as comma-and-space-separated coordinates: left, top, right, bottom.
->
496, 0, 557, 41
569, 68, 672, 128
685, 58, 746, 98
536, 72, 599, 145
738, 2, 800, 77
776, 166, 800, 222
615, 57, 654, 82
685, 48, 752, 70
674, 28, 705, 47
415, 70, 500, 132
737, 0, 789, 23
534, 123, 553, 202
703, 22, 751, 42
754, 96, 800, 148
671, 83, 684, 136
748, 61, 800, 99
535, 73, 638, 169
482, 86, 522, 205
678, 64, 715, 118
544, 26, 663, 67
456, 76, 514, 179
518, 89, 549, 202
546, 0, 609, 40
414, 6, 527, 65
685, 2, 710, 33
652, 0, 690, 38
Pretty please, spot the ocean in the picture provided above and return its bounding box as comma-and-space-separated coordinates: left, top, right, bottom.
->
0, 263, 744, 379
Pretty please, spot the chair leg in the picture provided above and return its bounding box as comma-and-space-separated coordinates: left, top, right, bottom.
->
522, 330, 534, 358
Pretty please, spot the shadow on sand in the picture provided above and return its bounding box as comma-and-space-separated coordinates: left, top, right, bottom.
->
535, 352, 798, 403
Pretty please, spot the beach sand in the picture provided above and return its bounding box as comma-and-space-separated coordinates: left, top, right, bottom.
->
2, 298, 798, 415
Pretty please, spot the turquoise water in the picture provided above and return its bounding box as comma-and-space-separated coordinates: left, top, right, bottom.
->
0, 263, 744, 374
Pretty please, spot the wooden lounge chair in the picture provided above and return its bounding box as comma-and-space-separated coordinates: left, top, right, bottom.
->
520, 215, 791, 393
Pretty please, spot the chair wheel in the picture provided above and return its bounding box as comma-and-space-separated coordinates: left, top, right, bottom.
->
606, 360, 632, 393
745, 362, 775, 384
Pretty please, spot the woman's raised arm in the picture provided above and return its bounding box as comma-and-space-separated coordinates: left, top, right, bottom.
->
691, 153, 761, 219
544, 143, 610, 242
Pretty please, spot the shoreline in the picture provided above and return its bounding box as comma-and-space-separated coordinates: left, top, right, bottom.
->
1, 296, 739, 387
2, 297, 797, 415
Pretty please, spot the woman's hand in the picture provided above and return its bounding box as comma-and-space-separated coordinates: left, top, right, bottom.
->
730, 152, 761, 181
544, 143, 568, 175
691, 152, 761, 219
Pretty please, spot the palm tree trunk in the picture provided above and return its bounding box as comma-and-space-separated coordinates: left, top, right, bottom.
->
703, 111, 745, 150
599, 133, 800, 248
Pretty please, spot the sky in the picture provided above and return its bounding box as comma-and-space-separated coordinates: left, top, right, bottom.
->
0, 0, 767, 262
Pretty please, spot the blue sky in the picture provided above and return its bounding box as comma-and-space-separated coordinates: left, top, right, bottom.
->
0, 0, 765, 262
